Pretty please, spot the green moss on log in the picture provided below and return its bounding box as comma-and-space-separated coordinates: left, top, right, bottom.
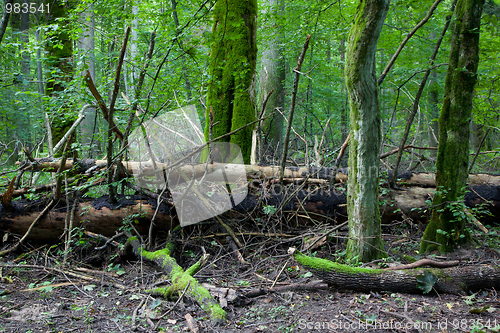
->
293, 250, 382, 275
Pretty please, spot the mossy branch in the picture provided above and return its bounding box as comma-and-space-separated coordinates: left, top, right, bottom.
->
125, 235, 226, 324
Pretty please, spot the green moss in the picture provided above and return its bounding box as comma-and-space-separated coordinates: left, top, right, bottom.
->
294, 251, 383, 275
185, 261, 200, 277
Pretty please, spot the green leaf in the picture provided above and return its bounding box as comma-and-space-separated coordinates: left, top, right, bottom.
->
83, 284, 96, 291
150, 298, 162, 310
416, 271, 437, 294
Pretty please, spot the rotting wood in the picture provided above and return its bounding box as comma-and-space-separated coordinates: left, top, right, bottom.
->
289, 248, 500, 295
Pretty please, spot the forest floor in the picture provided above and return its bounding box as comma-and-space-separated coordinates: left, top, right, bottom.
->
1, 219, 500, 333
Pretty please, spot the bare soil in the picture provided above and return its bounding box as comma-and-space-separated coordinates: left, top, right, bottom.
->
1, 221, 500, 333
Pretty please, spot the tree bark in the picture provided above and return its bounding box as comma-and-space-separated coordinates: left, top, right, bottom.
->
20, 158, 500, 187
344, 0, 389, 262
204, 0, 258, 164
0, 0, 13, 45
421, 0, 485, 253
257, 0, 286, 159
78, 5, 99, 158
0, 196, 174, 241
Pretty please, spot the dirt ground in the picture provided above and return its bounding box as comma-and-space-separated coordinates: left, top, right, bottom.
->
1, 221, 500, 333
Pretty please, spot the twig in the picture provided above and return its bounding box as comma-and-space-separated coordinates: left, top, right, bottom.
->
63, 197, 78, 264
255, 89, 274, 164
155, 281, 191, 321
84, 71, 124, 142
228, 236, 248, 265
51, 108, 88, 156
271, 259, 290, 289
469, 128, 491, 174
107, 26, 131, 203
464, 208, 488, 233
302, 221, 348, 252
131, 297, 147, 331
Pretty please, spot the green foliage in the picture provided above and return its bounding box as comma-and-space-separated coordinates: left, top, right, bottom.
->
416, 270, 437, 294
262, 204, 277, 215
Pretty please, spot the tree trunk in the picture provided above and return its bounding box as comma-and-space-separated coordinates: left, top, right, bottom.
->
421, 0, 485, 253
0, 196, 174, 241
78, 5, 98, 158
0, 0, 13, 44
45, 0, 76, 152
204, 0, 258, 164
344, 0, 389, 262
22, 158, 500, 187
257, 0, 285, 160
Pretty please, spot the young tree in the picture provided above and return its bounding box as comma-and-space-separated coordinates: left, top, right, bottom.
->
420, 0, 485, 253
204, 0, 258, 164
344, 0, 389, 263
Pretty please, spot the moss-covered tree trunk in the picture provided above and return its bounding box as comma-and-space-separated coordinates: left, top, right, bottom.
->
45, 0, 75, 152
421, 0, 484, 253
344, 0, 389, 263
204, 0, 258, 164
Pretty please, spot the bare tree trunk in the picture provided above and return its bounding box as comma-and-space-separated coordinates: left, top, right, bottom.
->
78, 5, 99, 158
0, 0, 13, 44
257, 0, 286, 162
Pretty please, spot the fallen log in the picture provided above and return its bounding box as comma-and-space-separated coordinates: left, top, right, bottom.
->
1, 183, 498, 241
0, 195, 174, 241
18, 158, 500, 187
19, 158, 347, 183
289, 248, 500, 294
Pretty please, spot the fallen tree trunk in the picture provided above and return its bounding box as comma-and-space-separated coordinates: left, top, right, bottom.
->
289, 248, 500, 294
18, 158, 500, 187
0, 195, 174, 241
1, 183, 498, 241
